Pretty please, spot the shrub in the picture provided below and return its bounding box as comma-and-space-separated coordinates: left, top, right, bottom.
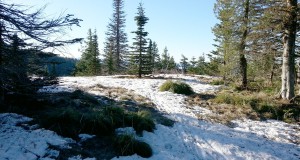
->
114, 134, 152, 158
159, 80, 194, 95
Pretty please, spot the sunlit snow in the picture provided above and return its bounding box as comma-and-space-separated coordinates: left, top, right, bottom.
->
3, 75, 300, 160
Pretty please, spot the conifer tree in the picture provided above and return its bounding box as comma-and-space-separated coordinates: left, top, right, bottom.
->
75, 29, 101, 76
180, 55, 189, 74
103, 0, 128, 73
131, 2, 150, 78
152, 41, 161, 71
161, 47, 170, 71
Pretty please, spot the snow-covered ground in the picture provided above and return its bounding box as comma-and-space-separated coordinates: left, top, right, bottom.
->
0, 113, 73, 160
4, 75, 300, 159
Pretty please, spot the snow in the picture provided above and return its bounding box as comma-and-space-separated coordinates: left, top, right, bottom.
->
3, 74, 300, 160
0, 113, 73, 160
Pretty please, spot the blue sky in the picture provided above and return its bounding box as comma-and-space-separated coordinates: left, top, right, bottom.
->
8, 0, 217, 62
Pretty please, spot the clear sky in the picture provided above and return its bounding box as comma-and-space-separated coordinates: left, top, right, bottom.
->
7, 0, 218, 63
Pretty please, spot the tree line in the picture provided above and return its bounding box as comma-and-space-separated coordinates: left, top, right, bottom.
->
74, 1, 202, 78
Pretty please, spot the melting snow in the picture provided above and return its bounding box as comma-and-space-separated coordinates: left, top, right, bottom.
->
4, 75, 300, 160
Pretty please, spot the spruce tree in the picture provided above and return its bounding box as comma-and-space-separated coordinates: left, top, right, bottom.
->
180, 55, 189, 74
75, 29, 101, 76
152, 41, 161, 71
161, 47, 170, 72
103, 0, 128, 74
131, 2, 150, 78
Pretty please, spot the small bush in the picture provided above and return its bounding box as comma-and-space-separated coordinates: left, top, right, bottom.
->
114, 134, 152, 158
159, 80, 194, 95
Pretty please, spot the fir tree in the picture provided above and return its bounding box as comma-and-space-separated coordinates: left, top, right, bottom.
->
180, 55, 189, 74
152, 41, 161, 71
75, 29, 101, 76
130, 2, 150, 78
103, 0, 128, 73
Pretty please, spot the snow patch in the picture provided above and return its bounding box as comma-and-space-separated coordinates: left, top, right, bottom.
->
0, 113, 73, 160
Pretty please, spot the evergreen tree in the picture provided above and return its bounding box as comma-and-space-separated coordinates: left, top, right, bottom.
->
130, 2, 150, 78
161, 47, 170, 71
196, 54, 207, 75
103, 0, 128, 73
168, 56, 177, 71
75, 29, 101, 76
152, 41, 161, 71
147, 39, 154, 72
180, 55, 189, 74
188, 56, 197, 74
212, 0, 251, 86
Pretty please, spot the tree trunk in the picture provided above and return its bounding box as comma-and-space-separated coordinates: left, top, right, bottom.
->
0, 23, 4, 103
239, 0, 250, 89
280, 0, 297, 100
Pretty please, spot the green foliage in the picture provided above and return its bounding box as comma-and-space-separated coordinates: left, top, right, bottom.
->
103, 0, 128, 73
159, 80, 194, 95
130, 3, 150, 78
75, 29, 101, 76
114, 134, 152, 158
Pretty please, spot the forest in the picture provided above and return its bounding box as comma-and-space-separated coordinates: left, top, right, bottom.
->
0, 0, 299, 159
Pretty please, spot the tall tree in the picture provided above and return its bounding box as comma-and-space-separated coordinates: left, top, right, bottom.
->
239, 0, 250, 89
103, 0, 128, 73
131, 2, 149, 78
212, 0, 239, 82
75, 29, 101, 76
280, 0, 298, 99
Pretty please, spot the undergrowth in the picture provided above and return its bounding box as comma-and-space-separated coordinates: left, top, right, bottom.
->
211, 89, 300, 123
2, 89, 157, 158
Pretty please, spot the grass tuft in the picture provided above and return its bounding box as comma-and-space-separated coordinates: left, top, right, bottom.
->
114, 134, 152, 158
159, 80, 194, 95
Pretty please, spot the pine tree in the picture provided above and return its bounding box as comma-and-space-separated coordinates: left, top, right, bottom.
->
180, 55, 189, 74
188, 56, 197, 74
75, 29, 101, 76
168, 56, 177, 71
147, 39, 154, 72
161, 47, 170, 72
152, 41, 161, 71
103, 0, 128, 73
130, 2, 150, 78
